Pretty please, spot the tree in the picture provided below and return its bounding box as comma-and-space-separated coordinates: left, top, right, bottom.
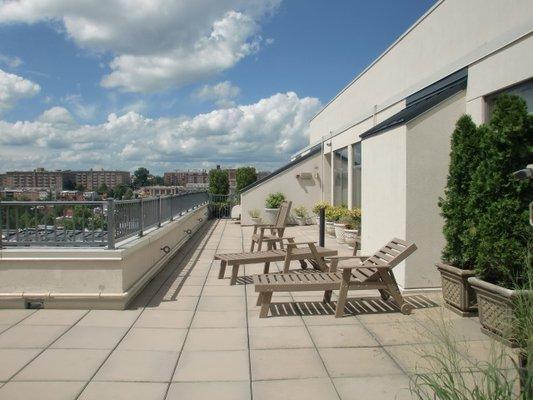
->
133, 167, 150, 188
236, 167, 257, 192
466, 94, 532, 286
209, 168, 229, 195
438, 115, 481, 268
123, 188, 134, 200
113, 184, 127, 200
148, 175, 164, 186
97, 183, 109, 195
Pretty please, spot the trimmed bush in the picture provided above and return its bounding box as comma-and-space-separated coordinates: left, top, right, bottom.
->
467, 95, 532, 287
438, 115, 481, 268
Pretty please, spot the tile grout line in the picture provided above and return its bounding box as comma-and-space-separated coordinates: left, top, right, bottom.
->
161, 218, 226, 400
2, 309, 91, 386
72, 220, 218, 400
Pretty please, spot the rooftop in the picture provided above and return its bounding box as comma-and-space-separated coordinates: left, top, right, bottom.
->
0, 220, 519, 399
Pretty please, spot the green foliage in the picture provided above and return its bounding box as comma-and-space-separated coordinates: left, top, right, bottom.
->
466, 95, 532, 287
113, 184, 127, 200
97, 183, 109, 195
122, 188, 134, 200
75, 184, 85, 192
133, 167, 150, 188
265, 192, 285, 208
325, 205, 349, 222
312, 201, 330, 215
294, 206, 308, 218
236, 167, 257, 192
340, 208, 361, 229
439, 115, 481, 268
209, 169, 229, 195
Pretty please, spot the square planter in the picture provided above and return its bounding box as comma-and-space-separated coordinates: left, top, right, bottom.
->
325, 221, 335, 236
468, 277, 531, 347
334, 223, 346, 243
436, 262, 477, 316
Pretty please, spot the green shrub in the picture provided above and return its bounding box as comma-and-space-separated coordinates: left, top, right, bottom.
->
236, 167, 257, 192
325, 205, 349, 222
209, 168, 229, 195
438, 115, 481, 269
312, 201, 330, 215
466, 95, 532, 287
294, 206, 308, 218
340, 208, 361, 230
265, 192, 285, 208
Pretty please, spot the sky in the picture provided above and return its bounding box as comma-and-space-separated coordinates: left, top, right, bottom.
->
0, 0, 436, 174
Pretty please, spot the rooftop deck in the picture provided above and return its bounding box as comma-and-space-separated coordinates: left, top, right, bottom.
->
0, 220, 518, 399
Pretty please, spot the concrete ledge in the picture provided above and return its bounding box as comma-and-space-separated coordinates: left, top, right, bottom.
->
0, 205, 209, 309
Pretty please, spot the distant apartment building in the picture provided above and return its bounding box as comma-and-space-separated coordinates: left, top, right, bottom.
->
3, 168, 65, 191
70, 170, 131, 190
164, 170, 209, 188
137, 186, 182, 197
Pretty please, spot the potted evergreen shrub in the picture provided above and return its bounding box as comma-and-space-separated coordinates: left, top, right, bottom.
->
312, 201, 330, 225
465, 95, 532, 345
340, 208, 361, 248
248, 209, 262, 225
333, 206, 349, 243
436, 115, 482, 316
264, 192, 285, 225
293, 206, 308, 226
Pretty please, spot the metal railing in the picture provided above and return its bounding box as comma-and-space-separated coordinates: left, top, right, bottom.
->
0, 191, 209, 249
208, 193, 239, 219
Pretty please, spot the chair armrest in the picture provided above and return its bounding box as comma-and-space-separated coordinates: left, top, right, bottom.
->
325, 255, 370, 261
242, 224, 276, 228
338, 263, 389, 270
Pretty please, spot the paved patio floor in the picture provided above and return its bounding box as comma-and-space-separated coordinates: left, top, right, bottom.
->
0, 220, 519, 399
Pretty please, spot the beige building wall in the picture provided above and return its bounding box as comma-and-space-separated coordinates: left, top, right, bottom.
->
404, 91, 466, 289
241, 152, 323, 225
310, 0, 533, 142
360, 125, 407, 287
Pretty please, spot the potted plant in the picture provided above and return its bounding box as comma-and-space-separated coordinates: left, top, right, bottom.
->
333, 206, 349, 243
340, 208, 361, 248
264, 192, 285, 225
464, 95, 532, 345
293, 206, 308, 226
324, 206, 337, 236
312, 201, 330, 225
248, 209, 262, 225
436, 115, 482, 316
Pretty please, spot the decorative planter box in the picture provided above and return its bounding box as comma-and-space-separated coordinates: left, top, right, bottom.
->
263, 208, 278, 225
334, 223, 346, 243
251, 217, 262, 225
325, 221, 335, 236
468, 277, 531, 347
344, 229, 358, 248
436, 263, 477, 316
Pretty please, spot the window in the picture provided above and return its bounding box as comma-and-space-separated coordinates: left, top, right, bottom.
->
352, 142, 361, 208
333, 147, 348, 206
486, 79, 533, 117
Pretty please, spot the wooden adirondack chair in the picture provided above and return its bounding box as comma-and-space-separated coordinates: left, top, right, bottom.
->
253, 238, 417, 318
249, 201, 292, 251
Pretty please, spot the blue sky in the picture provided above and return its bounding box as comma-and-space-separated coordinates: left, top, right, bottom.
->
0, 0, 436, 174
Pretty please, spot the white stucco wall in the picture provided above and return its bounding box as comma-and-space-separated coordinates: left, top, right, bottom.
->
405, 91, 466, 289
310, 0, 533, 142
360, 125, 407, 288
241, 152, 323, 225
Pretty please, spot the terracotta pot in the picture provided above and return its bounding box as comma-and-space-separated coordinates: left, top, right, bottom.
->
263, 208, 278, 225
334, 223, 346, 243
325, 221, 335, 236
468, 277, 531, 347
343, 229, 358, 247
436, 262, 477, 316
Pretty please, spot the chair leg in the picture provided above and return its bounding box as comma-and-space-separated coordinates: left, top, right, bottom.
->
259, 292, 273, 318
256, 293, 263, 306
218, 260, 227, 279
257, 240, 262, 251
250, 240, 255, 252
335, 269, 351, 318
323, 290, 332, 303
230, 264, 240, 285
263, 262, 270, 274
380, 271, 411, 315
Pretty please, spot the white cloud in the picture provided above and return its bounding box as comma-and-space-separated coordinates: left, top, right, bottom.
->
0, 0, 281, 93
0, 92, 321, 172
193, 81, 241, 108
61, 93, 97, 120
0, 53, 23, 68
0, 68, 40, 110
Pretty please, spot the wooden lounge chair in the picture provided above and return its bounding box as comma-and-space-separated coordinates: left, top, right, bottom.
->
253, 238, 417, 318
215, 238, 337, 285
249, 201, 292, 251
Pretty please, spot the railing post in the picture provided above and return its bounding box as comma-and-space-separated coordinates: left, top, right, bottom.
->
0, 200, 3, 249
107, 198, 116, 250
319, 207, 325, 248
139, 198, 144, 237
169, 195, 174, 221
157, 196, 162, 227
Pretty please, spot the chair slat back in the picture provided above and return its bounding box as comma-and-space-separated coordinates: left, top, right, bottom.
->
274, 201, 292, 228
362, 238, 417, 276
